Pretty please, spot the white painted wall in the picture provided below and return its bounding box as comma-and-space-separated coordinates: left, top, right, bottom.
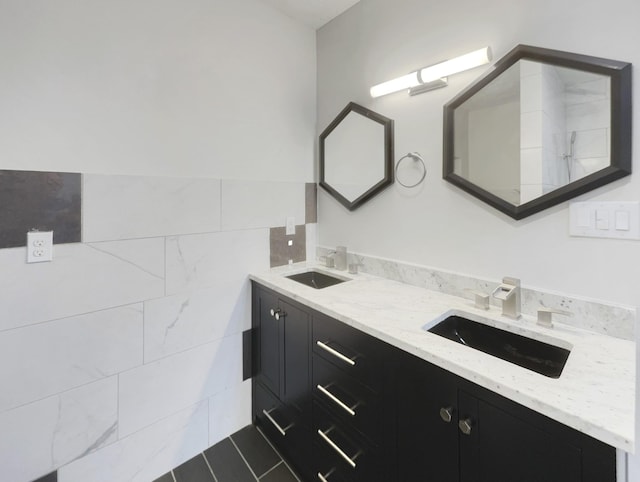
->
0, 0, 316, 181
316, 0, 640, 306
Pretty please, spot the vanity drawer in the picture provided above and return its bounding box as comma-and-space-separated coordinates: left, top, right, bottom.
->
313, 354, 382, 444
254, 382, 311, 479
313, 312, 384, 392
313, 401, 383, 482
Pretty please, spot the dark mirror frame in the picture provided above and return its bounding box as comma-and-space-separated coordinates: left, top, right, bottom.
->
443, 44, 632, 220
319, 102, 394, 211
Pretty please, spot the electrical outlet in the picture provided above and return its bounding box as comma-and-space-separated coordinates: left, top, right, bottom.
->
27, 231, 53, 263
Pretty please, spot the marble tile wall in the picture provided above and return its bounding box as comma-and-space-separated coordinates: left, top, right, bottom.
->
317, 247, 636, 340
0, 173, 314, 482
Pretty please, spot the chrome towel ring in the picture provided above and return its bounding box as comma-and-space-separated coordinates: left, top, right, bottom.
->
395, 152, 426, 188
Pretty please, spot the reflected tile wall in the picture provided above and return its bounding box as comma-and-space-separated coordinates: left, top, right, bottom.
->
0, 170, 81, 248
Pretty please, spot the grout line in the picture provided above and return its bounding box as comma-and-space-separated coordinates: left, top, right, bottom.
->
255, 426, 301, 482
228, 436, 260, 481
142, 302, 146, 364
1, 374, 121, 417
201, 453, 218, 482
116, 373, 121, 441
257, 460, 283, 480
170, 469, 177, 482
0, 301, 146, 335
127, 331, 242, 370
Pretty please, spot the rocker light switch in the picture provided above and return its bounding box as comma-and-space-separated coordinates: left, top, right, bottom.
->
570, 201, 640, 239
595, 209, 609, 230
615, 210, 630, 231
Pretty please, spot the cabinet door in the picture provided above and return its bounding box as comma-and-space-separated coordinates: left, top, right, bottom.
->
257, 288, 281, 397
281, 300, 311, 418
458, 389, 595, 482
396, 353, 459, 482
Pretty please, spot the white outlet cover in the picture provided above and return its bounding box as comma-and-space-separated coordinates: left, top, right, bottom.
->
27, 231, 53, 263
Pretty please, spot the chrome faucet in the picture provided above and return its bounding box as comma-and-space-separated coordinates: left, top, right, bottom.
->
491, 277, 521, 320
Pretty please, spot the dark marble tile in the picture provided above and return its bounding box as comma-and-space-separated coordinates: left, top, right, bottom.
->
153, 472, 175, 482
0, 170, 81, 248
259, 462, 298, 482
305, 183, 317, 224
32, 471, 57, 482
231, 425, 281, 478
204, 438, 255, 482
173, 454, 214, 482
269, 225, 306, 268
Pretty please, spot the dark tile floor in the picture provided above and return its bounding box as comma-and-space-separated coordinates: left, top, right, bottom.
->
154, 424, 299, 482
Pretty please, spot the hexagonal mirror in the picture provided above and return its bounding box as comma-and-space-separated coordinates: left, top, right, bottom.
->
320, 102, 394, 211
444, 45, 631, 219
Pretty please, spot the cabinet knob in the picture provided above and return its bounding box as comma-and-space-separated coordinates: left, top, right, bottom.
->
439, 407, 453, 423
458, 418, 473, 435
270, 308, 284, 320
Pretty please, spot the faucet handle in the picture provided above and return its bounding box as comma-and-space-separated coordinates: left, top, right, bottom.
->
465, 289, 490, 310
537, 307, 573, 328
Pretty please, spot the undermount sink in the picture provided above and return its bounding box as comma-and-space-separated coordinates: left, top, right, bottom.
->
427, 315, 570, 378
286, 270, 348, 289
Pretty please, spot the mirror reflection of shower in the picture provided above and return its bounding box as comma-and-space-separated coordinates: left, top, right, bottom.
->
562, 131, 577, 182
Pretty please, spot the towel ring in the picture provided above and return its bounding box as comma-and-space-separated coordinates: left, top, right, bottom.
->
395, 152, 427, 188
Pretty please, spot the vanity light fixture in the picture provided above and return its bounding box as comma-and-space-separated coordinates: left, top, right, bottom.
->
370, 47, 492, 98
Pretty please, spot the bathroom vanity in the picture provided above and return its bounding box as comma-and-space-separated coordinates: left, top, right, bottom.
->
250, 265, 634, 482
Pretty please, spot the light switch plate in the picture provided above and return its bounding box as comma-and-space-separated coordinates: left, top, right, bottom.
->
570, 202, 640, 240
27, 231, 53, 263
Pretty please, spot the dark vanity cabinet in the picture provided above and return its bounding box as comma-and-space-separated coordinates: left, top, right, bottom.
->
311, 312, 395, 481
396, 350, 616, 482
252, 285, 313, 480
251, 282, 616, 482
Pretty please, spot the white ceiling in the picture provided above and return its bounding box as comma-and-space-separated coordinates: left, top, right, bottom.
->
258, 0, 360, 29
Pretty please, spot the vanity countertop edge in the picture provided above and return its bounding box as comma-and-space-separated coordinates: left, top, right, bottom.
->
249, 263, 635, 453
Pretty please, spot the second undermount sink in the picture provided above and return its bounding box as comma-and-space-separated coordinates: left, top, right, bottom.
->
427, 315, 571, 378
286, 270, 348, 289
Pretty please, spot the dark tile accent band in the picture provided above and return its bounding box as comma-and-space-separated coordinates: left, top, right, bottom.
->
305, 183, 317, 224
269, 225, 306, 268
0, 170, 81, 248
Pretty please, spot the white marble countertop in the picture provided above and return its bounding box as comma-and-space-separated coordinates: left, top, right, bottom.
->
250, 263, 635, 452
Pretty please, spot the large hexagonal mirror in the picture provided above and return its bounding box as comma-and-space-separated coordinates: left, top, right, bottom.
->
444, 45, 631, 219
320, 102, 394, 211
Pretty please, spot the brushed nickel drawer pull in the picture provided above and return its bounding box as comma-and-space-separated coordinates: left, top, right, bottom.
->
316, 341, 356, 366
262, 408, 288, 436
317, 384, 356, 416
317, 428, 357, 468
